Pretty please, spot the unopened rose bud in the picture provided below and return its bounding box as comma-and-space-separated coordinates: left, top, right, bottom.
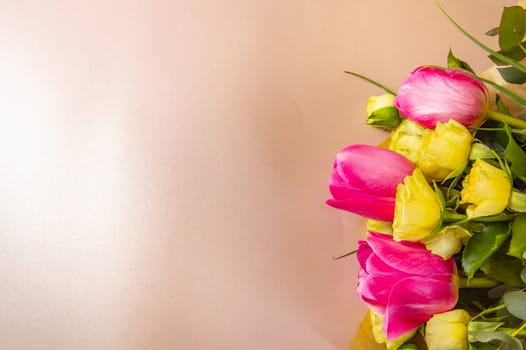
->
422, 225, 470, 259
425, 310, 470, 350
367, 93, 402, 130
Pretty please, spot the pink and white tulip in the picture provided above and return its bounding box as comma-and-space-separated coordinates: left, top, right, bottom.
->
327, 144, 415, 221
357, 232, 458, 340
395, 66, 488, 129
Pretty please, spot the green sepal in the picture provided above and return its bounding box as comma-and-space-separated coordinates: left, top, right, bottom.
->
447, 48, 475, 73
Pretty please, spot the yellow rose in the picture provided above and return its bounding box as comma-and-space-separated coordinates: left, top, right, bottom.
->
460, 159, 511, 218
389, 119, 425, 164
425, 310, 470, 350
418, 120, 472, 181
369, 311, 416, 350
367, 93, 402, 130
393, 168, 442, 241
422, 225, 470, 259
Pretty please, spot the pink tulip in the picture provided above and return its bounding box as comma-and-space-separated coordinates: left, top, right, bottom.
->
394, 66, 488, 129
326, 144, 414, 221
357, 232, 458, 340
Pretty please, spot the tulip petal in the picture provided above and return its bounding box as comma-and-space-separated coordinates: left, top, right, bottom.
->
335, 144, 415, 196
356, 240, 373, 271
326, 193, 395, 221
357, 274, 401, 314
366, 234, 456, 277
384, 276, 458, 340
395, 66, 488, 129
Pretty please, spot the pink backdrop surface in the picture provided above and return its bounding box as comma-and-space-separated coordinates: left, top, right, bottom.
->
0, 1, 513, 349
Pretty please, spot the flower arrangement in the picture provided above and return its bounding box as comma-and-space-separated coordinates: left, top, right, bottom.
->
327, 2, 526, 350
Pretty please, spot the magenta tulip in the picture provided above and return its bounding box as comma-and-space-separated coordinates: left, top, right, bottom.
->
357, 232, 458, 340
394, 66, 488, 129
327, 144, 414, 221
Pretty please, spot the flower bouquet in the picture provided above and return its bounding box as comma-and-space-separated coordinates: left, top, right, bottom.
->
327, 2, 526, 350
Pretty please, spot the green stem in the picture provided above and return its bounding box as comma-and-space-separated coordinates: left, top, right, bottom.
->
499, 328, 526, 337
459, 277, 500, 288
487, 110, 526, 129
343, 71, 396, 95
332, 249, 357, 260
512, 322, 526, 337
472, 304, 507, 321
477, 75, 526, 108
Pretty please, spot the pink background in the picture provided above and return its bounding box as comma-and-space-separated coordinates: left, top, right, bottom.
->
0, 1, 512, 349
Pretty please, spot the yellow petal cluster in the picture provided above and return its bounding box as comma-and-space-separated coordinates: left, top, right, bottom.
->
393, 168, 442, 241
389, 119, 425, 164
425, 310, 470, 350
460, 159, 511, 218
417, 120, 472, 181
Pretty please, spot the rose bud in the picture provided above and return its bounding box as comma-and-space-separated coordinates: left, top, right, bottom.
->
425, 310, 470, 350
394, 66, 488, 129
327, 144, 415, 221
417, 119, 473, 181
460, 159, 511, 218
367, 93, 403, 130
422, 225, 470, 260
393, 168, 442, 242
357, 232, 458, 341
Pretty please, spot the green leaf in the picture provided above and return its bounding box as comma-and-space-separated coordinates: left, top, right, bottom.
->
468, 331, 523, 350
499, 6, 526, 51
504, 125, 526, 177
503, 290, 526, 320
486, 27, 500, 37
509, 214, 526, 259
447, 48, 475, 73
435, 1, 526, 76
497, 67, 526, 84
469, 343, 499, 350
481, 254, 525, 287
471, 214, 516, 223
468, 321, 506, 333
489, 43, 526, 65
463, 223, 511, 279
521, 267, 526, 284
